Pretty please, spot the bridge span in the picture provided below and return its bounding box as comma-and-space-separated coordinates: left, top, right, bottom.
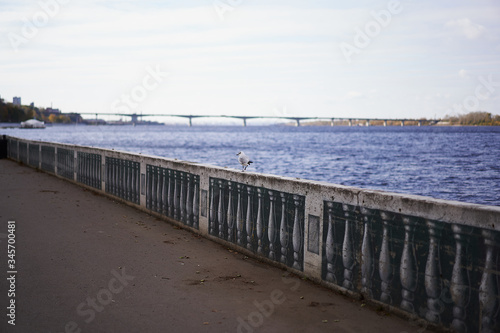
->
79, 113, 437, 127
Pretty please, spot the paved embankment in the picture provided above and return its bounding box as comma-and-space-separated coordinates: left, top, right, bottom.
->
0, 159, 429, 332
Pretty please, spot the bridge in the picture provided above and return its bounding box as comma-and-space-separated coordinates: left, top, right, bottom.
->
79, 113, 438, 127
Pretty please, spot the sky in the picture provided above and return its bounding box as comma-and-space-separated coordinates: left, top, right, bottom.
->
1, 0, 499, 123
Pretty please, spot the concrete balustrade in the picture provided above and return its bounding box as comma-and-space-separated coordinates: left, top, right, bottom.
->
4, 135, 500, 332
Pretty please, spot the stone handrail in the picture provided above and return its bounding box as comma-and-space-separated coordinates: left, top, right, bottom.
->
5, 135, 500, 332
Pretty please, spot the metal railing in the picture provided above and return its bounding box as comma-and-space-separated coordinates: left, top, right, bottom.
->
57, 148, 74, 180
106, 157, 140, 205
146, 165, 200, 228
209, 178, 305, 271
4, 135, 500, 332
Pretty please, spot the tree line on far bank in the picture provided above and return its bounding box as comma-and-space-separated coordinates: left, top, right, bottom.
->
0, 100, 73, 123
442, 112, 500, 126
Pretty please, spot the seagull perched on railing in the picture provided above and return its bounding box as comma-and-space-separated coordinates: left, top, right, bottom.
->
236, 151, 253, 171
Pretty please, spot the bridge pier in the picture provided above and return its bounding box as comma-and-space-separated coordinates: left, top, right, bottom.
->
401, 120, 405, 127
330, 118, 335, 126
295, 119, 300, 127
383, 120, 388, 127
348, 119, 352, 127
188, 117, 193, 127
131, 114, 139, 124
243, 118, 247, 127
418, 121, 422, 127
366, 120, 370, 127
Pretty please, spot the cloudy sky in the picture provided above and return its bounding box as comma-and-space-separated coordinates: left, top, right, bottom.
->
1, 0, 499, 122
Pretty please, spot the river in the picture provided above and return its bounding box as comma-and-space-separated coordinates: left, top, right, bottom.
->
2, 124, 499, 206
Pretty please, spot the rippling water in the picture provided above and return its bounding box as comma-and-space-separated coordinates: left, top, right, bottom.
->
3, 124, 499, 206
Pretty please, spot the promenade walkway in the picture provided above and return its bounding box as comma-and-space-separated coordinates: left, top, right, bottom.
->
0, 159, 430, 333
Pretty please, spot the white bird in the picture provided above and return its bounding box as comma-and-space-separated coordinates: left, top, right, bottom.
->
236, 151, 253, 171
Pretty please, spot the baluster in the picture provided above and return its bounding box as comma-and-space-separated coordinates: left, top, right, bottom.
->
152, 167, 158, 212
379, 211, 394, 304
114, 160, 118, 196
246, 186, 254, 250
168, 170, 174, 217
268, 190, 277, 261
325, 202, 337, 283
227, 182, 234, 242
180, 173, 185, 222
135, 163, 139, 203
218, 180, 225, 239
450, 224, 472, 333
186, 174, 193, 226
88, 155, 91, 185
106, 159, 110, 193
129, 163, 133, 202
192, 181, 199, 229
87, 154, 90, 185
127, 162, 130, 199
400, 216, 418, 313
292, 195, 303, 271
135, 164, 139, 202
256, 188, 264, 254
425, 220, 444, 323
117, 160, 121, 197
118, 160, 122, 196
95, 156, 98, 186
209, 178, 216, 234
123, 161, 127, 199
174, 171, 180, 220
106, 159, 110, 194
120, 160, 124, 197
83, 154, 87, 184
156, 168, 162, 212
146, 166, 152, 210
113, 159, 117, 195
117, 161, 121, 196
162, 169, 167, 214
361, 207, 375, 298
279, 193, 288, 265
125, 161, 130, 201
111, 159, 118, 196
479, 229, 499, 333
130, 164, 135, 201
236, 184, 244, 246
342, 204, 355, 290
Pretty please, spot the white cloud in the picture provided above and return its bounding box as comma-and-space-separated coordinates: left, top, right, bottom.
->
458, 69, 469, 78
445, 18, 486, 40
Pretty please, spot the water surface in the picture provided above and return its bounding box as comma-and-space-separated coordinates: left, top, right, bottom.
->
3, 125, 499, 206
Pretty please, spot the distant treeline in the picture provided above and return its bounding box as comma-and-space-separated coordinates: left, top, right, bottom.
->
0, 100, 75, 123
442, 112, 500, 126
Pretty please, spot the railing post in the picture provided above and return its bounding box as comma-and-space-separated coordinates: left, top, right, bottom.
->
425, 220, 444, 323
379, 211, 394, 304
342, 204, 355, 290
400, 216, 418, 313
450, 224, 473, 333
479, 230, 499, 332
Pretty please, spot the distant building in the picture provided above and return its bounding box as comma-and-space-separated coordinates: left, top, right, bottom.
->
13, 97, 21, 105
45, 107, 61, 114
